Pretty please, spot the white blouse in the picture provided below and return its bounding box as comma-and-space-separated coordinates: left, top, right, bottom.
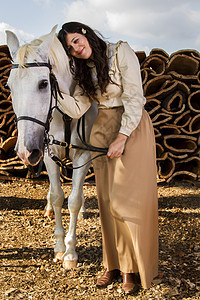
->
59, 41, 146, 136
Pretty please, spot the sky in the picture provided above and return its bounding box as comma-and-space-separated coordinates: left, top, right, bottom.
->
1, 0, 200, 55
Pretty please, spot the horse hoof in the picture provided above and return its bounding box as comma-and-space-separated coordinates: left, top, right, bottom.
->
62, 259, 78, 269
54, 252, 65, 261
44, 209, 54, 219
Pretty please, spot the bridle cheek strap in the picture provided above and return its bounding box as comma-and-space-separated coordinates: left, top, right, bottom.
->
13, 62, 58, 132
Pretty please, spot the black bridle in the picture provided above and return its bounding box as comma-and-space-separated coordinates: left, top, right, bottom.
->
12, 62, 61, 132
11, 62, 108, 173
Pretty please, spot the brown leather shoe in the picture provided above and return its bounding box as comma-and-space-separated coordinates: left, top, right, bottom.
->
122, 273, 138, 294
96, 269, 120, 288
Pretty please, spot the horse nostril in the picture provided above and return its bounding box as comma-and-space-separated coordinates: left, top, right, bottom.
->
28, 149, 43, 165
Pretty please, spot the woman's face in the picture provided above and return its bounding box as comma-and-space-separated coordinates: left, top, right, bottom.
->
65, 32, 92, 59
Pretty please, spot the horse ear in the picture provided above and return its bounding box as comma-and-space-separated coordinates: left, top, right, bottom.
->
37, 25, 58, 61
6, 30, 20, 60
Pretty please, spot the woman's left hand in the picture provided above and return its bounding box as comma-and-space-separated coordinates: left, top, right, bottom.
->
107, 133, 128, 159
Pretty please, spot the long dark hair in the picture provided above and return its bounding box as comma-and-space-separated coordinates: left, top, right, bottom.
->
58, 22, 112, 101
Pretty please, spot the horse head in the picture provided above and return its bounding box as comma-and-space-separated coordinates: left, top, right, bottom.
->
6, 26, 71, 166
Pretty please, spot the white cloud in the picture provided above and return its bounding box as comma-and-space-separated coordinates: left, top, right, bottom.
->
62, 0, 200, 53
33, 0, 51, 4
195, 35, 200, 47
0, 23, 34, 46
63, 0, 107, 31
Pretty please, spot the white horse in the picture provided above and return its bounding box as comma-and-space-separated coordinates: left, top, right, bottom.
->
6, 25, 97, 268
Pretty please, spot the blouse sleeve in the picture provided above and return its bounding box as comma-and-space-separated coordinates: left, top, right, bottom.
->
116, 42, 146, 136
58, 84, 92, 119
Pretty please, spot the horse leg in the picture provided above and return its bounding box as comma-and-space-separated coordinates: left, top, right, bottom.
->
44, 192, 54, 219
62, 155, 90, 269
78, 193, 87, 219
44, 155, 66, 260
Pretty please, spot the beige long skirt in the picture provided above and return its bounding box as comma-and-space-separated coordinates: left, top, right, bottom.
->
90, 107, 158, 289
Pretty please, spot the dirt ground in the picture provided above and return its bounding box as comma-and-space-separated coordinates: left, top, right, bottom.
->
0, 179, 199, 300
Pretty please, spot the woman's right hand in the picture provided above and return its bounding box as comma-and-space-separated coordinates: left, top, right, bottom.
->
107, 133, 128, 159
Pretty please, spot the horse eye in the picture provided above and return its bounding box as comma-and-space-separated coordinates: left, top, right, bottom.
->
38, 80, 48, 90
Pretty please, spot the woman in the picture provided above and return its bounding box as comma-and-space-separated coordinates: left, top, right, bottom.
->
58, 22, 158, 294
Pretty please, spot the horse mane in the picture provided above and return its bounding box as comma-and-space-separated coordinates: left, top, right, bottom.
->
17, 33, 70, 78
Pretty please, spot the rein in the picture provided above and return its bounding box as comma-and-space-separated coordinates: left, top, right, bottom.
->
12, 61, 108, 173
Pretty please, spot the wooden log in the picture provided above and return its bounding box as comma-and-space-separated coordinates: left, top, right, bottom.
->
166, 170, 197, 183
151, 112, 172, 126
166, 54, 199, 75
0, 99, 13, 113
181, 114, 200, 135
144, 77, 190, 101
141, 54, 167, 76
143, 75, 175, 99
135, 51, 146, 65
149, 48, 169, 59
0, 136, 17, 159
188, 114, 200, 134
174, 110, 192, 128
141, 68, 152, 86
145, 98, 161, 116
154, 128, 161, 138
0, 78, 10, 94
159, 125, 181, 135
175, 156, 200, 177
0, 45, 11, 58
156, 143, 168, 161
168, 152, 188, 159
169, 49, 200, 60
188, 91, 200, 113
163, 135, 197, 154
161, 91, 186, 115
158, 156, 175, 179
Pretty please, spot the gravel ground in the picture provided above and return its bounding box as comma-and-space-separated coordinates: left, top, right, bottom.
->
0, 179, 199, 299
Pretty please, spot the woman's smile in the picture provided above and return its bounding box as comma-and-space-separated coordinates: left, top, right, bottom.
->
66, 33, 92, 59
